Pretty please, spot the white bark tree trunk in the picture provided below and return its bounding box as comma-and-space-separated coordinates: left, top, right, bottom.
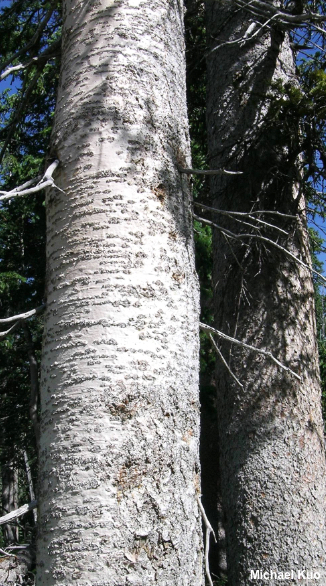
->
206, 1, 326, 584
37, 1, 203, 585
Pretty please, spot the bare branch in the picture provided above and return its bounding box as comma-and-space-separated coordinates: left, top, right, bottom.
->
194, 202, 289, 235
0, 6, 55, 75
0, 160, 62, 202
197, 494, 217, 586
0, 501, 37, 526
200, 322, 302, 381
236, 0, 326, 25
0, 321, 22, 339
0, 305, 45, 325
0, 306, 45, 341
177, 165, 243, 176
0, 38, 61, 82
208, 333, 244, 389
207, 14, 278, 56
193, 214, 326, 284
0, 547, 16, 558
23, 452, 37, 524
248, 214, 289, 235
193, 201, 297, 220
0, 176, 42, 195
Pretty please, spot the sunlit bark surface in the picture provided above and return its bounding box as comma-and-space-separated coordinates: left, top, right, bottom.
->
37, 1, 203, 584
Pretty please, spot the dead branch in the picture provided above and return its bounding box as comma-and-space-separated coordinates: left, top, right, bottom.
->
236, 0, 326, 25
208, 333, 244, 389
193, 214, 326, 284
0, 38, 61, 82
193, 201, 297, 220
0, 305, 45, 325
0, 6, 55, 75
197, 494, 217, 586
0, 160, 62, 202
0, 501, 37, 526
177, 165, 243, 176
200, 322, 302, 381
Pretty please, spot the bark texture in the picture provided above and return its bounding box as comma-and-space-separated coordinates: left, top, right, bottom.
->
37, 1, 203, 585
206, 1, 326, 584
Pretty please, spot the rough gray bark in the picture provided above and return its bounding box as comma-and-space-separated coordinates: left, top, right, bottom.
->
37, 1, 203, 585
206, 1, 326, 584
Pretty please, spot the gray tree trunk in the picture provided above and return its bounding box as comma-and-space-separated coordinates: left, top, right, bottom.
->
206, 1, 326, 584
1, 462, 18, 545
37, 1, 203, 585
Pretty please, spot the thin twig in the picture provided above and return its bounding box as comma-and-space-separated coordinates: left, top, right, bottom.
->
0, 6, 55, 74
193, 201, 297, 220
197, 494, 217, 586
0, 321, 22, 339
208, 333, 244, 388
222, 231, 244, 271
236, 0, 326, 25
0, 39, 61, 82
200, 322, 302, 381
248, 215, 289, 235
177, 165, 243, 176
194, 201, 290, 234
207, 13, 278, 56
193, 214, 326, 284
23, 451, 37, 524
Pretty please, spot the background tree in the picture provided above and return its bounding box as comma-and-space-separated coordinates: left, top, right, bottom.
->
203, 0, 326, 583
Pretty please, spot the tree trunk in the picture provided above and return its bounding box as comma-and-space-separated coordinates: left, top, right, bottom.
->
206, 1, 326, 583
1, 462, 18, 545
37, 1, 203, 585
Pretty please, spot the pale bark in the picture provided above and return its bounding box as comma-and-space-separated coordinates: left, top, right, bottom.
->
206, 0, 326, 584
37, 1, 203, 585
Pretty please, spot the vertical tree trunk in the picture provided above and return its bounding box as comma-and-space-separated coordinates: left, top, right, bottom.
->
1, 462, 18, 545
206, 1, 326, 583
23, 450, 37, 524
37, 1, 203, 584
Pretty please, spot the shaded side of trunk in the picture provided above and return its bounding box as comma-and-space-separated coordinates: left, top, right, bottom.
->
37, 1, 203, 585
205, 1, 326, 584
